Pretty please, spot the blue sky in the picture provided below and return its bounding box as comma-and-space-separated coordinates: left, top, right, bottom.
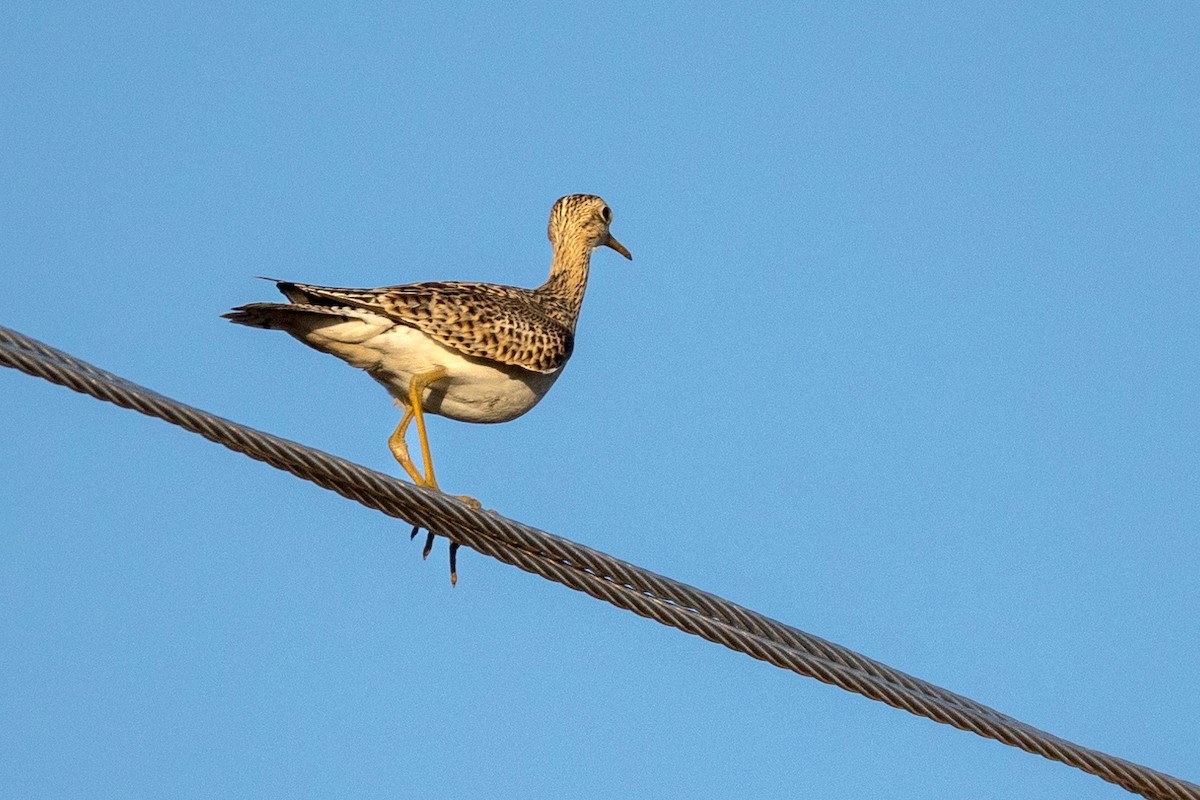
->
2, 3, 1197, 797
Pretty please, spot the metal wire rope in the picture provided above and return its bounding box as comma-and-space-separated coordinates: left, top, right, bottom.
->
1, 324, 1195, 800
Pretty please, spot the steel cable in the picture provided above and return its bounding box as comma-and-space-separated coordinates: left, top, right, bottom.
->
1, 324, 1195, 800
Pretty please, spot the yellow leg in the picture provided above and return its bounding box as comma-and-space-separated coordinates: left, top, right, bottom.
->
387, 407, 423, 485
404, 368, 481, 510
389, 367, 477, 587
407, 366, 448, 490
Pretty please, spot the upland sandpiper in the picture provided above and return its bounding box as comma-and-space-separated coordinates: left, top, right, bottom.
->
224, 194, 631, 584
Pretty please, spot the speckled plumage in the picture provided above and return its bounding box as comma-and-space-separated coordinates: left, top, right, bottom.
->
224, 194, 630, 423
224, 194, 631, 584
269, 279, 575, 374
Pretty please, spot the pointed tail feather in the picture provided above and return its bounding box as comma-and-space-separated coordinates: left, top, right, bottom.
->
222, 302, 359, 330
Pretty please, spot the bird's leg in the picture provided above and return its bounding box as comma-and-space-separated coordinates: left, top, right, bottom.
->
403, 367, 477, 586
392, 410, 433, 550
407, 367, 481, 509
387, 406, 424, 485
407, 366, 447, 489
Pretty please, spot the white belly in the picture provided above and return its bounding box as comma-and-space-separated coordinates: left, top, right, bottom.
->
291, 313, 562, 423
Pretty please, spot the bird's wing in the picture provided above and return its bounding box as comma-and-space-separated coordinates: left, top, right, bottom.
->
275, 280, 573, 373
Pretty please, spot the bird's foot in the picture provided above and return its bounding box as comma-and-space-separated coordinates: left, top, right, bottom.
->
451, 493, 481, 510
409, 526, 463, 586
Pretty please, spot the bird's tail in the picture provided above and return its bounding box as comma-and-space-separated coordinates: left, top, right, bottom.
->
224, 301, 373, 329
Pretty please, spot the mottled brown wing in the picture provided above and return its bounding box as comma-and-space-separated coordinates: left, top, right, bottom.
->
279, 281, 573, 373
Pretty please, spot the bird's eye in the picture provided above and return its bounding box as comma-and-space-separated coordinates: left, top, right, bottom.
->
600, 206, 612, 223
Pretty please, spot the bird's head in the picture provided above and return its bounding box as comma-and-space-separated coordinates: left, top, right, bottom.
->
547, 194, 632, 260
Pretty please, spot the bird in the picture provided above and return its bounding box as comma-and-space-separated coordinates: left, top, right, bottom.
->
224, 194, 632, 584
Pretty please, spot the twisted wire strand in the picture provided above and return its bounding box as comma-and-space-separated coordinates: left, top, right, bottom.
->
1, 324, 1195, 800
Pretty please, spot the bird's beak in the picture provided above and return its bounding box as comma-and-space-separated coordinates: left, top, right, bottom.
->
604, 233, 632, 260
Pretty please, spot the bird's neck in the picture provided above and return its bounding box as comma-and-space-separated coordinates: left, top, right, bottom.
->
537, 238, 593, 333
